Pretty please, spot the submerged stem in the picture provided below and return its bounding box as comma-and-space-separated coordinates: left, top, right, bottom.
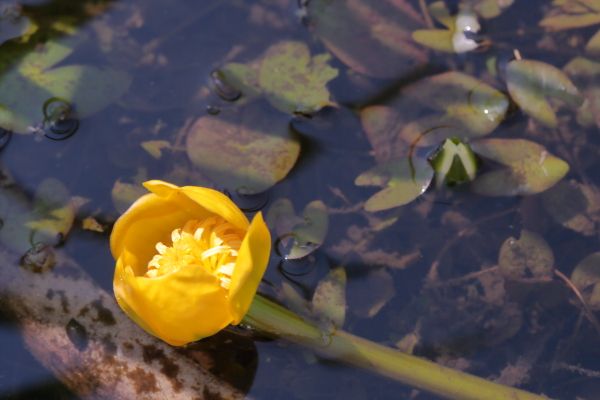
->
244, 295, 549, 400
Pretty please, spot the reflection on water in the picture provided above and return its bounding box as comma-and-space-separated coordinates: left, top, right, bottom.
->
0, 0, 599, 399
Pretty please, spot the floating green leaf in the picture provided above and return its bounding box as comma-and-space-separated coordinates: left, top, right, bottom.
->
542, 180, 600, 236
498, 230, 555, 279
266, 198, 329, 260
464, 0, 515, 19
306, 0, 427, 78
412, 2, 481, 53
312, 267, 347, 328
506, 59, 582, 127
585, 29, 600, 56
571, 252, 600, 309
0, 39, 131, 133
259, 41, 338, 114
218, 41, 338, 114
355, 156, 434, 212
185, 105, 300, 194
26, 178, 86, 246
540, 0, 600, 31
564, 57, 600, 128
360, 72, 508, 160
470, 138, 569, 196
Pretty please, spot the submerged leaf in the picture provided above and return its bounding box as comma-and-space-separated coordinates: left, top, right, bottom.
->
218, 41, 338, 114
306, 0, 427, 78
0, 39, 131, 133
470, 138, 569, 196
571, 252, 600, 309
542, 180, 600, 236
506, 59, 582, 127
312, 267, 347, 328
498, 230, 555, 279
464, 0, 515, 19
185, 106, 300, 194
267, 198, 329, 260
356, 156, 434, 212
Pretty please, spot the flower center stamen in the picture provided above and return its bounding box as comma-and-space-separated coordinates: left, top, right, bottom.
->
146, 216, 244, 289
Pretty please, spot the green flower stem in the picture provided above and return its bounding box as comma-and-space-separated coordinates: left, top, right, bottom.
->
244, 295, 549, 400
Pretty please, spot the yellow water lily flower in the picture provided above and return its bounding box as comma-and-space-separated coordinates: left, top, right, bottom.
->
110, 180, 271, 346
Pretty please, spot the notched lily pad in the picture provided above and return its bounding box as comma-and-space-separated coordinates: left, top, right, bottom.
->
470, 138, 569, 196
571, 252, 600, 309
0, 39, 131, 133
506, 59, 582, 128
306, 0, 427, 78
27, 178, 86, 246
267, 198, 329, 260
542, 180, 600, 236
217, 41, 338, 114
185, 105, 301, 194
412, 2, 481, 53
312, 267, 347, 328
498, 230, 555, 279
355, 156, 434, 212
540, 0, 600, 31
361, 72, 508, 159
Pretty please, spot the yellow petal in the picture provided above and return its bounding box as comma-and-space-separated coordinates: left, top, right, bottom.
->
143, 180, 250, 231
110, 192, 205, 274
114, 255, 233, 346
228, 212, 271, 323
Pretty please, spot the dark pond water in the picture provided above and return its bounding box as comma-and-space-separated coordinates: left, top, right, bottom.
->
1, 0, 600, 399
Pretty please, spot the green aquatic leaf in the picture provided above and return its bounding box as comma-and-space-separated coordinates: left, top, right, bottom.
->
564, 57, 600, 128
412, 2, 482, 53
266, 198, 329, 260
26, 178, 86, 246
571, 252, 600, 309
0, 39, 131, 133
218, 41, 338, 114
185, 106, 300, 194
306, 0, 427, 78
312, 267, 347, 328
540, 0, 600, 31
356, 156, 434, 212
360, 72, 508, 160
506, 59, 583, 127
498, 230, 555, 279
464, 0, 515, 19
259, 41, 338, 114
542, 180, 600, 236
0, 3, 35, 45
470, 138, 569, 196
585, 29, 600, 56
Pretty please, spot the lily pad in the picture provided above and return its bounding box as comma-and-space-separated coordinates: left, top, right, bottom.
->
498, 230, 555, 279
563, 57, 600, 128
26, 178, 86, 246
540, 0, 600, 31
585, 29, 600, 56
470, 138, 569, 196
412, 2, 481, 53
259, 41, 338, 114
0, 39, 131, 133
267, 198, 329, 260
542, 180, 600, 236
506, 59, 582, 127
217, 41, 338, 114
360, 72, 508, 159
185, 105, 300, 194
312, 267, 347, 328
355, 156, 434, 212
463, 0, 515, 19
571, 252, 600, 309
306, 0, 427, 78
